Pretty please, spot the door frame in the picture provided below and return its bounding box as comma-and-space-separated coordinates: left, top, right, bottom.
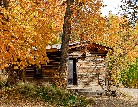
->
69, 58, 77, 85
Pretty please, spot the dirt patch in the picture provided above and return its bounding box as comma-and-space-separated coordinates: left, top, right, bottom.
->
91, 96, 138, 107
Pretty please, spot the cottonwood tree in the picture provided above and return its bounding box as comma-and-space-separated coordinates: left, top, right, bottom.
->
60, 0, 138, 88
60, 0, 106, 87
71, 0, 106, 43
102, 14, 138, 87
0, 0, 65, 85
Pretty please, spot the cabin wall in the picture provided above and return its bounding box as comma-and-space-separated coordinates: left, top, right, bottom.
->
25, 51, 61, 83
41, 51, 61, 82
25, 43, 109, 86
76, 52, 107, 86
25, 51, 107, 85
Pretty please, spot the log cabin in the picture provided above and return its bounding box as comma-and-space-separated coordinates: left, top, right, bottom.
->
25, 41, 111, 87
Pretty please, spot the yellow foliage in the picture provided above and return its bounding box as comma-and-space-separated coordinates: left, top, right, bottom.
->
0, 0, 65, 69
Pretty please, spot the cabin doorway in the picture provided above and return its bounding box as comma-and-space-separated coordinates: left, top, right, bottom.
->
68, 58, 77, 85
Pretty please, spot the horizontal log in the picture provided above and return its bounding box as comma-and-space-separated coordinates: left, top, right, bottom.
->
47, 51, 61, 55
42, 66, 59, 69
47, 62, 60, 65
48, 56, 61, 59
26, 69, 35, 71
46, 48, 58, 52
48, 58, 61, 62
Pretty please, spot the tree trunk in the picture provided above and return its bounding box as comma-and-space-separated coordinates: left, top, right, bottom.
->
60, 0, 74, 88
5, 65, 26, 86
5, 66, 17, 86
18, 69, 26, 82
0, 0, 9, 9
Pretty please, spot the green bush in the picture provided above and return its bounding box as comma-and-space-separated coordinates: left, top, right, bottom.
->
17, 82, 36, 97
15, 81, 94, 106
119, 58, 138, 88
0, 73, 95, 106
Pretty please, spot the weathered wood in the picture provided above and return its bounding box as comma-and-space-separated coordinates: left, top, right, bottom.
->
46, 48, 58, 52
25, 52, 60, 77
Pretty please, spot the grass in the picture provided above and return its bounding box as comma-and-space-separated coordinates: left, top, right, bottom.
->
16, 81, 94, 106
1, 73, 138, 107
0, 74, 94, 107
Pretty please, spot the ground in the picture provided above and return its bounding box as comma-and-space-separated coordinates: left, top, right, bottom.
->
0, 75, 138, 107
1, 92, 138, 107
1, 86, 138, 107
